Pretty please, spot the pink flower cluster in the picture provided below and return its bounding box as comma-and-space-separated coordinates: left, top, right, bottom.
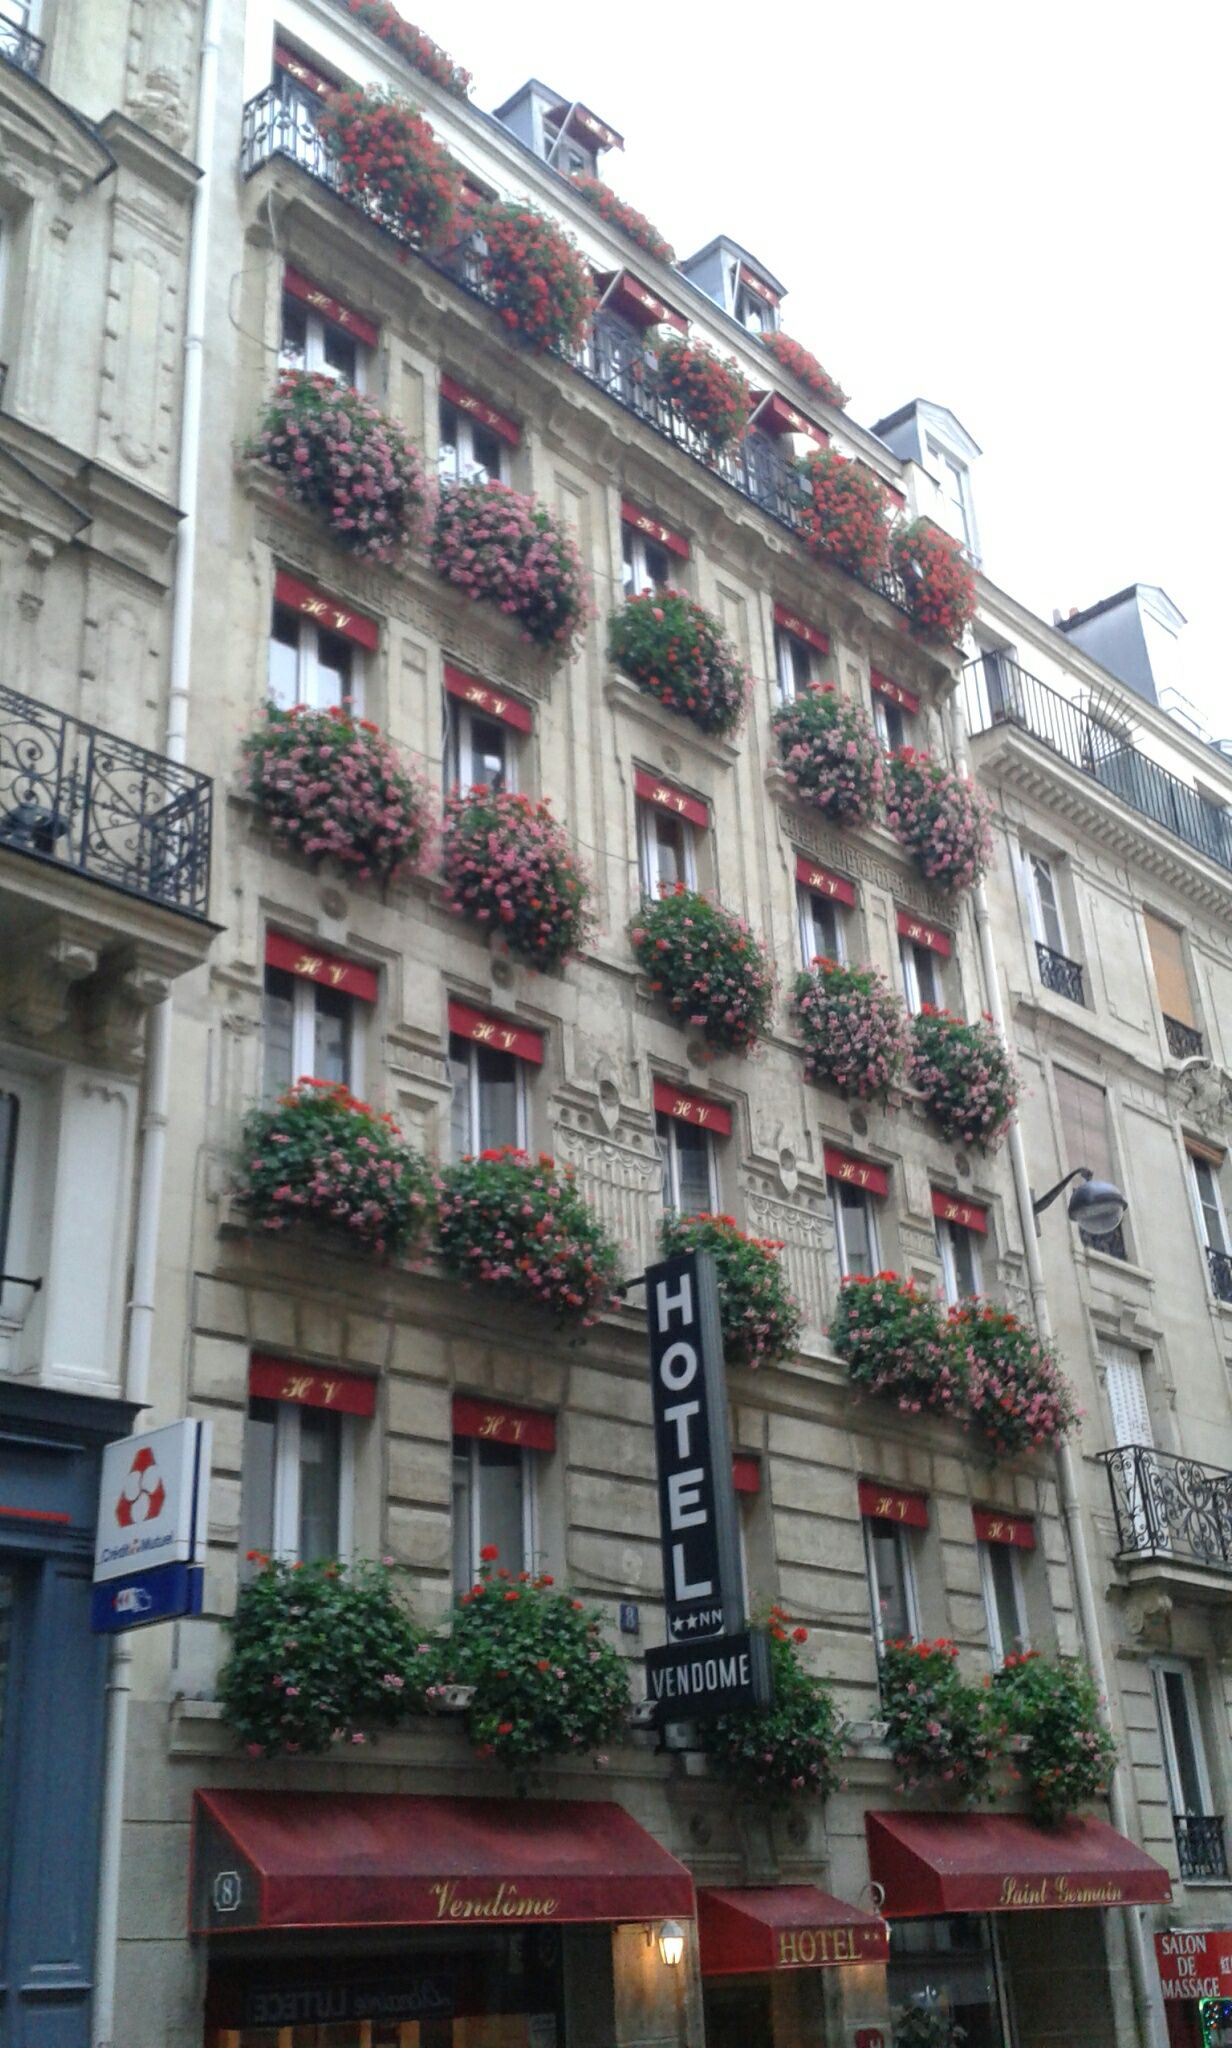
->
434, 1146, 621, 1326
793, 957, 910, 1101
884, 746, 993, 894
955, 1303, 1079, 1456
630, 884, 776, 1055
829, 1271, 964, 1415
772, 685, 883, 825
440, 786, 592, 969
431, 480, 591, 656
236, 1080, 434, 1257
243, 701, 434, 886
909, 1007, 1018, 1151
252, 372, 431, 563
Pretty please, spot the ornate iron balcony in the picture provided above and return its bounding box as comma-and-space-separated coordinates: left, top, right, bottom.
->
1035, 940, 1084, 1004
1174, 1813, 1229, 1883
962, 655, 1232, 878
0, 13, 44, 76
1164, 1014, 1204, 1060
239, 87, 911, 621
1099, 1444, 1232, 1567
0, 683, 212, 917
1207, 1245, 1232, 1305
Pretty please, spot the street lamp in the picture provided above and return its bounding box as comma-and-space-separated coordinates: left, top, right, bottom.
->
657, 1921, 686, 1967
1031, 1165, 1127, 1237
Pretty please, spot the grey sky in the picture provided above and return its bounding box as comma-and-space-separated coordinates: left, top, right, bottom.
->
426, 1, 1227, 728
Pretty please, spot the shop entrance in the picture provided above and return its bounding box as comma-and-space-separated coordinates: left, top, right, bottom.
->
888, 1916, 1011, 2048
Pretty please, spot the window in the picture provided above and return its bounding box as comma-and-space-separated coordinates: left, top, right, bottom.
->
262, 965, 359, 1101
449, 1033, 526, 1158
622, 521, 671, 598
279, 291, 363, 388
452, 1436, 537, 1591
1023, 849, 1067, 956
873, 692, 910, 751
734, 281, 776, 334
1153, 1661, 1216, 1831
1189, 1150, 1231, 1269
0, 1069, 42, 1345
937, 1216, 982, 1304
928, 441, 974, 552
830, 1177, 879, 1278
445, 697, 515, 794
798, 887, 846, 968
979, 1541, 1028, 1665
268, 601, 358, 713
900, 936, 943, 1012
1053, 1068, 1127, 1258
0, 1089, 16, 1281
657, 1112, 718, 1215
1144, 911, 1198, 1042
638, 801, 696, 898
1100, 1337, 1153, 1450
240, 1399, 355, 1565
865, 1516, 918, 1650
542, 118, 593, 179
775, 625, 816, 704
438, 396, 506, 487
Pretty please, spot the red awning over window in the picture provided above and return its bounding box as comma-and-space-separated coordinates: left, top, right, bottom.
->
972, 1509, 1035, 1550
265, 931, 378, 1004
620, 499, 690, 560
273, 571, 378, 651
731, 1454, 761, 1495
751, 392, 828, 445
823, 1146, 889, 1198
871, 669, 920, 716
699, 1886, 888, 1976
858, 1481, 929, 1529
273, 42, 335, 96
795, 853, 856, 908
249, 1356, 376, 1417
930, 1188, 987, 1234
652, 1079, 731, 1136
633, 769, 709, 830
446, 1000, 544, 1065
452, 1395, 555, 1452
896, 908, 952, 957
443, 663, 534, 734
191, 1791, 692, 1932
773, 602, 829, 655
597, 270, 688, 333
439, 374, 521, 449
283, 268, 379, 349
866, 1810, 1171, 1917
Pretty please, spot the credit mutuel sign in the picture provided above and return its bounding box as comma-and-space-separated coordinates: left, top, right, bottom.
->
643, 1251, 772, 1722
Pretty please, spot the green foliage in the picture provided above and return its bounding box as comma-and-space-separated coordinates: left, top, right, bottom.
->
609, 590, 748, 736
630, 885, 775, 1054
435, 1147, 621, 1324
880, 1639, 996, 1800
659, 1211, 801, 1370
829, 1272, 960, 1416
991, 1653, 1117, 1824
236, 1080, 434, 1257
699, 1613, 844, 1801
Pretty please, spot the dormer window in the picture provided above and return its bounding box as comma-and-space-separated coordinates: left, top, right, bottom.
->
928, 440, 976, 553
541, 97, 623, 178
734, 265, 780, 335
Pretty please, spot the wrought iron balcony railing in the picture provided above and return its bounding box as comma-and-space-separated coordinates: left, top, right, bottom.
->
1164, 1014, 1204, 1060
0, 683, 212, 917
239, 86, 912, 620
1174, 1814, 1229, 1883
1035, 940, 1085, 1004
1207, 1245, 1232, 1306
0, 12, 44, 76
963, 655, 1232, 878
1100, 1443, 1232, 1568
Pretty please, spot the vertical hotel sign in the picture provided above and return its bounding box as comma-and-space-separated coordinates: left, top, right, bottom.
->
643, 1251, 771, 1721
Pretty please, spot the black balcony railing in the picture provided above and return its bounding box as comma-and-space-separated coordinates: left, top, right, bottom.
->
1207, 1245, 1232, 1306
0, 12, 44, 75
1174, 1814, 1229, 1883
0, 683, 212, 917
1100, 1443, 1232, 1567
1164, 1014, 1204, 1060
239, 86, 912, 620
1035, 940, 1085, 1004
963, 656, 1232, 878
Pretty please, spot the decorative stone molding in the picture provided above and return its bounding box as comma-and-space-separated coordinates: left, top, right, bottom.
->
1, 918, 99, 1039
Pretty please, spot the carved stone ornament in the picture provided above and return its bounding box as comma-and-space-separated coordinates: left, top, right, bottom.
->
1170, 1059, 1232, 1143
128, 70, 191, 152
1124, 1587, 1173, 1650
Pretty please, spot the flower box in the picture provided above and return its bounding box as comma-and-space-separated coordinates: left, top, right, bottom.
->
337, 0, 471, 98
772, 687, 882, 825
793, 958, 910, 1102
435, 1147, 621, 1325
884, 748, 992, 895
235, 1080, 434, 1258
797, 448, 890, 583
431, 480, 590, 656
242, 701, 433, 887
630, 885, 775, 1055
763, 329, 848, 411
892, 518, 977, 644
991, 1653, 1116, 1823
654, 334, 751, 452
698, 1614, 844, 1800
440, 787, 592, 969
659, 1212, 801, 1371
474, 199, 596, 355
251, 372, 431, 562
608, 590, 748, 738
909, 1008, 1017, 1151
829, 1271, 961, 1417
880, 1639, 995, 1799
317, 88, 459, 247
953, 1301, 1078, 1456
570, 172, 674, 264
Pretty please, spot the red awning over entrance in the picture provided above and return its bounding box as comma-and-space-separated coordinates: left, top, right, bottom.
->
699, 1886, 889, 1976
192, 1791, 694, 1934
867, 1811, 1172, 1916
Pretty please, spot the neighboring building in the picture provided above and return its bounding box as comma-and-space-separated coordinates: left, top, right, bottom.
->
0, 8, 1217, 2048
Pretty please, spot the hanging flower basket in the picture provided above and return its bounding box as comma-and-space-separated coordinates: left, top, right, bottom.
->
218, 1556, 425, 1757
431, 480, 590, 655
655, 333, 751, 452
990, 1653, 1117, 1824
829, 1272, 962, 1416
440, 787, 592, 969
793, 958, 909, 1102
953, 1304, 1078, 1457
797, 448, 891, 583
660, 1212, 801, 1370
242, 702, 434, 887
337, 0, 471, 97
771, 686, 882, 824
699, 1613, 843, 1799
763, 329, 848, 410
236, 1080, 434, 1257
316, 89, 459, 246
251, 372, 431, 562
570, 172, 675, 264
892, 518, 977, 645
884, 748, 992, 895
434, 1147, 621, 1324
608, 590, 749, 737
423, 1549, 629, 1777
475, 200, 596, 354
909, 1008, 1017, 1150
880, 1639, 996, 1799
630, 885, 775, 1055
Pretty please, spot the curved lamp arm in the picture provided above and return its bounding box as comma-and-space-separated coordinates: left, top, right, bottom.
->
1031, 1166, 1092, 1218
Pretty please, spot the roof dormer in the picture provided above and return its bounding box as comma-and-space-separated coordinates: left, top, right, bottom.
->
872, 398, 982, 563
492, 78, 623, 181
679, 237, 786, 335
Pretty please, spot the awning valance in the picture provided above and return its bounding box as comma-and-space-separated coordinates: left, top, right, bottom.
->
867, 1810, 1171, 1916
192, 1791, 693, 1934
699, 1886, 888, 1976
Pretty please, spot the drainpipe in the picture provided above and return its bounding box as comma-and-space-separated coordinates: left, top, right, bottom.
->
948, 689, 1165, 2048
91, 4, 220, 2041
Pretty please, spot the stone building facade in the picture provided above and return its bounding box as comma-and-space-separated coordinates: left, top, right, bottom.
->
2, 6, 1229, 2048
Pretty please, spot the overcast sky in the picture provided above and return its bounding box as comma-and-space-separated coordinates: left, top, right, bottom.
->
426, 1, 1227, 730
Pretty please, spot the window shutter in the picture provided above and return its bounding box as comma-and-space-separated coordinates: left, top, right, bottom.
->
1052, 1069, 1114, 1186
1100, 1338, 1153, 1449
1144, 913, 1194, 1026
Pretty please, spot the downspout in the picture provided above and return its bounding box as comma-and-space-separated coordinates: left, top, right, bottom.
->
92, 3, 221, 2041
948, 687, 1165, 2048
